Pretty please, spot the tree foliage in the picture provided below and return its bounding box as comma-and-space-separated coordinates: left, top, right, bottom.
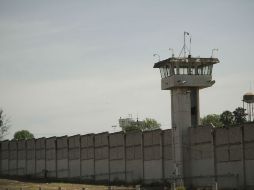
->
121, 118, 161, 132
141, 118, 161, 131
220, 110, 234, 126
14, 130, 34, 140
202, 107, 248, 128
233, 107, 247, 124
0, 109, 10, 140
201, 114, 223, 128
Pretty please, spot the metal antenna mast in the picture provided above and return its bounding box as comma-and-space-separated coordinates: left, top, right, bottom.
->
179, 31, 191, 58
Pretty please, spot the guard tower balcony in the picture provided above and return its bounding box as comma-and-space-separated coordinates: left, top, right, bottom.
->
153, 56, 219, 90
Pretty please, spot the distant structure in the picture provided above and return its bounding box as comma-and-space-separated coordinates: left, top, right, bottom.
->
153, 32, 219, 186
118, 117, 136, 128
118, 116, 144, 131
243, 92, 254, 122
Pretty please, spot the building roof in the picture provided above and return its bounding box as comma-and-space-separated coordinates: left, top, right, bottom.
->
244, 92, 254, 96
153, 57, 219, 68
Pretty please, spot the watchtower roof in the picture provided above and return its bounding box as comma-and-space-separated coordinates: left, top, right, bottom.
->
153, 57, 219, 68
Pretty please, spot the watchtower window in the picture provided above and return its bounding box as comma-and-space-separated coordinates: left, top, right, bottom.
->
160, 66, 171, 78
207, 65, 213, 75
197, 65, 213, 75
179, 67, 188, 75
190, 67, 195, 75
197, 66, 203, 75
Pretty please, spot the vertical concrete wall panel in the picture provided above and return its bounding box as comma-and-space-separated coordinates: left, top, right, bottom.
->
215, 128, 229, 145
245, 160, 254, 187
36, 138, 46, 177
144, 160, 162, 181
81, 134, 94, 181
46, 137, 56, 178
57, 159, 68, 178
109, 132, 125, 182
1, 141, 9, 175
228, 127, 241, 144
110, 160, 125, 181
126, 132, 143, 182
163, 130, 173, 179
94, 132, 109, 182
81, 159, 94, 180
26, 139, 35, 176
143, 130, 162, 182
9, 140, 17, 175
190, 126, 212, 144
244, 124, 254, 188
244, 124, 254, 142
0, 142, 1, 175
68, 135, 80, 178
217, 161, 243, 189
17, 140, 26, 176
56, 136, 68, 179
191, 159, 213, 176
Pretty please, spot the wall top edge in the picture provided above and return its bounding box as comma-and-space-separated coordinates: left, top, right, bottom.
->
68, 134, 81, 138
143, 129, 162, 134
80, 133, 95, 137
1, 124, 253, 143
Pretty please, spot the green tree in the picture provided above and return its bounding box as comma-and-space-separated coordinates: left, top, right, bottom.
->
220, 110, 234, 126
0, 109, 10, 140
201, 114, 223, 128
141, 118, 161, 131
233, 107, 247, 124
14, 130, 34, 140
120, 118, 161, 132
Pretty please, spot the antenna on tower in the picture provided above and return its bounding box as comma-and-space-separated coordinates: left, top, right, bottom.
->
153, 54, 160, 61
188, 33, 192, 56
184, 31, 189, 58
178, 31, 191, 58
211, 48, 219, 58
169, 48, 175, 57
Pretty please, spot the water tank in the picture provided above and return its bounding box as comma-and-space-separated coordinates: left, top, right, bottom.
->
243, 92, 254, 103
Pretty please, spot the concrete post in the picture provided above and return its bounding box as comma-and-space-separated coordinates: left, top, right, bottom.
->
7, 141, 10, 176
25, 140, 27, 176
55, 138, 58, 179
16, 141, 18, 176
108, 134, 111, 185
212, 128, 218, 186
142, 132, 144, 183
93, 135, 95, 182
0, 142, 2, 176
35, 139, 37, 177
241, 125, 246, 189
161, 131, 165, 182
44, 138, 47, 178
79, 135, 82, 181
67, 138, 70, 179
124, 133, 127, 183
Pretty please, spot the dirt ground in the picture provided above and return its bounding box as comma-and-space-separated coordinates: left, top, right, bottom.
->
0, 178, 135, 190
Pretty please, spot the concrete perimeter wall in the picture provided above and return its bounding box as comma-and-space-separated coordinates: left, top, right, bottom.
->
35, 138, 46, 178
80, 134, 94, 181
56, 136, 68, 179
1, 124, 254, 189
46, 137, 56, 178
17, 140, 26, 176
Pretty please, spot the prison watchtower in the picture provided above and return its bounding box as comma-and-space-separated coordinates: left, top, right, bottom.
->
153, 33, 219, 185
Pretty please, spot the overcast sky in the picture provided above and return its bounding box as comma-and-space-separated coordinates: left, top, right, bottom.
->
0, 0, 254, 139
